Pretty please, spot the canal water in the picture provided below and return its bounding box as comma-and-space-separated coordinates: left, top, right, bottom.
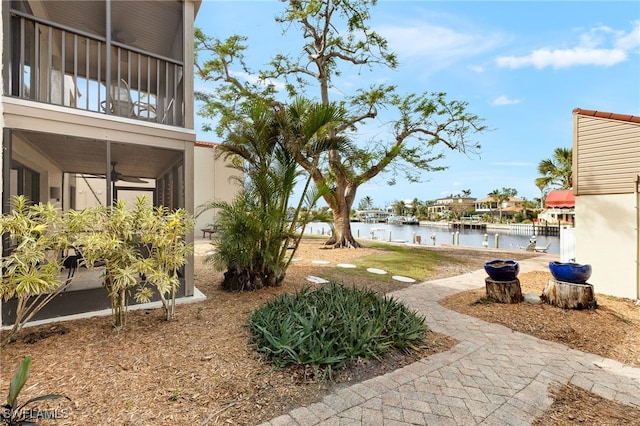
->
303, 222, 560, 254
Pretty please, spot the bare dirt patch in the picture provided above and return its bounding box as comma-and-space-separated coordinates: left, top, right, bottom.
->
1, 239, 638, 425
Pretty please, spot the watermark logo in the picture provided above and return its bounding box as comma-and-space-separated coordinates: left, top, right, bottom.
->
2, 406, 71, 423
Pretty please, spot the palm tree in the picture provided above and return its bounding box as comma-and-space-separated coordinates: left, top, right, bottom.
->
488, 187, 517, 222
535, 179, 547, 209
519, 197, 538, 221
536, 147, 573, 193
391, 200, 406, 216
202, 98, 349, 290
358, 196, 374, 211
409, 198, 420, 216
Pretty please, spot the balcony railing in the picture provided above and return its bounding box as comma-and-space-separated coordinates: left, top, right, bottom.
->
7, 10, 184, 127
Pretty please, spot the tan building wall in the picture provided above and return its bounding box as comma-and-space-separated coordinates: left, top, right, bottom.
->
193, 142, 243, 234
572, 109, 640, 300
574, 193, 637, 299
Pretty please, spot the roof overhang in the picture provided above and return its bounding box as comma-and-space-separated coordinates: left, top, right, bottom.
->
545, 190, 575, 208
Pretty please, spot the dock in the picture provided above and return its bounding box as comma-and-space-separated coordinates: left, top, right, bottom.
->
448, 221, 487, 230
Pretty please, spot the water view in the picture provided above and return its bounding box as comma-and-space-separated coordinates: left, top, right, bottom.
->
303, 222, 560, 254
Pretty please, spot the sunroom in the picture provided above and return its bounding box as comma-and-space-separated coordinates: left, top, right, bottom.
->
1, 0, 199, 325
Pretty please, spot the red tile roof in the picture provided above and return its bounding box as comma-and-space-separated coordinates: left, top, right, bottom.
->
573, 108, 640, 124
195, 141, 220, 148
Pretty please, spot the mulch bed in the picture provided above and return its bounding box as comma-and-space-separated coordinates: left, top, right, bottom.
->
1, 240, 638, 425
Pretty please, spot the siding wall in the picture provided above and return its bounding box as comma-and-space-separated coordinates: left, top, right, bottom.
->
573, 110, 640, 300
573, 114, 640, 195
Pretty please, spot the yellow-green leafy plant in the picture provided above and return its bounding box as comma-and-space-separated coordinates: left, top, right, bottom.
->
76, 199, 145, 330
78, 197, 193, 328
0, 196, 87, 346
135, 198, 194, 321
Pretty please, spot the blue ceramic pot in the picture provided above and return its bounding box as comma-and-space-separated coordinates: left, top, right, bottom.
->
484, 259, 519, 281
548, 261, 592, 284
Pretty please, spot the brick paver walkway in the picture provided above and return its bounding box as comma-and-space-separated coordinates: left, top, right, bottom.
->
261, 255, 640, 425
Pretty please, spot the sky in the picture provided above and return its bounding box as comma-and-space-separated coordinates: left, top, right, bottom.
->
193, 1, 640, 209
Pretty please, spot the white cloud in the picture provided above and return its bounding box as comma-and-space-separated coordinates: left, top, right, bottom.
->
497, 47, 626, 69
377, 23, 504, 66
468, 65, 484, 73
496, 22, 637, 69
492, 95, 520, 106
615, 20, 640, 51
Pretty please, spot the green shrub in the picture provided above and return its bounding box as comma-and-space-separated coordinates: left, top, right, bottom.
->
249, 282, 426, 375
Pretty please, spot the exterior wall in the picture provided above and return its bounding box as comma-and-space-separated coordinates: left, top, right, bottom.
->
74, 178, 157, 209
428, 197, 476, 217
575, 193, 638, 299
193, 143, 242, 233
11, 132, 62, 203
573, 110, 640, 300
573, 114, 640, 195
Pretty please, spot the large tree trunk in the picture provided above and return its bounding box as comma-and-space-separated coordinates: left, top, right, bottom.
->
324, 203, 361, 248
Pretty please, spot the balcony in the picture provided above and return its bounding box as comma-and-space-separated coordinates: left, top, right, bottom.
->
6, 2, 185, 127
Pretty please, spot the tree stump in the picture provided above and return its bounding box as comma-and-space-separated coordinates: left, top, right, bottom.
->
541, 278, 597, 310
485, 278, 523, 304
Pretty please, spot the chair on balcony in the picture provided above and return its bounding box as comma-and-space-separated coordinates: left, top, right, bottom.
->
103, 79, 173, 123
161, 98, 175, 124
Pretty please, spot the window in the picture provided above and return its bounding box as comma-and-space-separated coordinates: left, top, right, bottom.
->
10, 160, 40, 203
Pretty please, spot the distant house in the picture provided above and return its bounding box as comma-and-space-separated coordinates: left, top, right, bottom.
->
385, 199, 416, 214
427, 197, 476, 219
355, 210, 391, 223
474, 196, 524, 218
538, 189, 575, 224
573, 108, 640, 300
